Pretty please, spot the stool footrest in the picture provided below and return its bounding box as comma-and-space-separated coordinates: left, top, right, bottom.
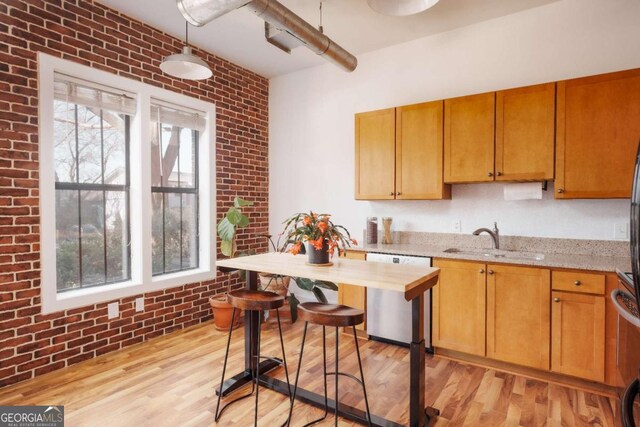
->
325, 371, 364, 386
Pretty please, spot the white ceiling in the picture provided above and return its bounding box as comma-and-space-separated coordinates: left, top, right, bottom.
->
97, 0, 559, 78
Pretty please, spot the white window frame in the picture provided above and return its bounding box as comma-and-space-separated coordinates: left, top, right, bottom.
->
38, 53, 216, 314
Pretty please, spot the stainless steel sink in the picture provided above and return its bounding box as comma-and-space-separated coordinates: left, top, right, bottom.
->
443, 247, 545, 261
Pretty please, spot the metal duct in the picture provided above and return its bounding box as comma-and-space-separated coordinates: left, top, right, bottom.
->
176, 0, 358, 72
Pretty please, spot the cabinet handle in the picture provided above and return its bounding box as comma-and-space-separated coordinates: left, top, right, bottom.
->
496, 172, 502, 176
487, 172, 493, 177
488, 270, 494, 275
557, 188, 565, 194
397, 192, 402, 196
479, 269, 485, 274
574, 280, 581, 286
389, 192, 394, 196
554, 297, 560, 303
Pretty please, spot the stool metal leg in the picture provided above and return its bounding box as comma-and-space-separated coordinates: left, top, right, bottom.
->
276, 309, 292, 401
254, 311, 262, 426
321, 326, 328, 421
334, 327, 339, 427
215, 308, 256, 422
353, 326, 373, 427
285, 321, 308, 427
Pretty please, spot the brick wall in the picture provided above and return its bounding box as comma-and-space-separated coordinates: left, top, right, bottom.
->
0, 0, 269, 387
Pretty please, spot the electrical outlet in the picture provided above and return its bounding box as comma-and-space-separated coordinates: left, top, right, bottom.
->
135, 297, 144, 312
452, 220, 461, 233
614, 222, 630, 240
107, 302, 119, 319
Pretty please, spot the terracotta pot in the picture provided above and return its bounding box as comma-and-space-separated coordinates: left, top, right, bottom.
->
209, 295, 242, 331
307, 239, 330, 264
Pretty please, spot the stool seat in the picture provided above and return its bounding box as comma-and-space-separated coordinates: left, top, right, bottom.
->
227, 289, 284, 311
298, 302, 364, 327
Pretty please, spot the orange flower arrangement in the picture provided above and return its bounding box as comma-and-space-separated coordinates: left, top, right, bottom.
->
282, 211, 356, 257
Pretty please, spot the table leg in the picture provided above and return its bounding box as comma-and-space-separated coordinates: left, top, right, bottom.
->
216, 270, 281, 397
410, 293, 439, 427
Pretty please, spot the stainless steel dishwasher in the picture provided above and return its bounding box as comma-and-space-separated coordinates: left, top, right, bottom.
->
366, 252, 432, 350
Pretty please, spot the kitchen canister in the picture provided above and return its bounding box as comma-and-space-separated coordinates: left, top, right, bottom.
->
382, 217, 393, 244
366, 217, 378, 244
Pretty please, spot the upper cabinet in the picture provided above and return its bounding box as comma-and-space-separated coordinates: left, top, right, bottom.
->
355, 103, 450, 200
496, 83, 556, 181
396, 101, 450, 199
444, 93, 495, 183
556, 69, 640, 199
355, 68, 639, 200
354, 108, 396, 199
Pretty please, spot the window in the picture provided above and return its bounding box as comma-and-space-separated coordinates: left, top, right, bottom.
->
53, 75, 134, 291
150, 102, 203, 275
39, 54, 216, 314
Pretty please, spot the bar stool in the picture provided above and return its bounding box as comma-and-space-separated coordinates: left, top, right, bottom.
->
287, 302, 372, 427
215, 289, 292, 425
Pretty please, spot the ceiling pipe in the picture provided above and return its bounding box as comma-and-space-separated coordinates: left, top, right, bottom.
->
176, 0, 358, 72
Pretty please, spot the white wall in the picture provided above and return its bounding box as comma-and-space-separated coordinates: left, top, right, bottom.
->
269, 0, 640, 247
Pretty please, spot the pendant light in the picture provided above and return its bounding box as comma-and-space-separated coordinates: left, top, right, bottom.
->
160, 22, 212, 80
367, 0, 440, 16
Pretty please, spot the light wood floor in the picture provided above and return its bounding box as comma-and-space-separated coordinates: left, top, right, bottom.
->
0, 319, 619, 426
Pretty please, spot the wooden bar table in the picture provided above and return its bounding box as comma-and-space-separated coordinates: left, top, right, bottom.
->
216, 252, 440, 427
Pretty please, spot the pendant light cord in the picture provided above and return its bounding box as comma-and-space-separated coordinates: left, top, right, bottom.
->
185, 21, 189, 46
319, 1, 323, 33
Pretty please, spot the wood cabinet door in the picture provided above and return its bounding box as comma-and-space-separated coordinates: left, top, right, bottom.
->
338, 251, 367, 331
432, 259, 486, 356
396, 101, 451, 199
496, 83, 555, 181
551, 291, 605, 382
355, 108, 396, 199
486, 265, 550, 370
444, 92, 495, 183
556, 69, 640, 198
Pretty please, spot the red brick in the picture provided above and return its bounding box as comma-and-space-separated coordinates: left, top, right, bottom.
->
0, 0, 268, 388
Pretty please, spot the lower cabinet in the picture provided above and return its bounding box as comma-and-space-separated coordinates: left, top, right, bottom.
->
433, 258, 607, 384
486, 265, 550, 370
432, 259, 486, 356
551, 291, 605, 382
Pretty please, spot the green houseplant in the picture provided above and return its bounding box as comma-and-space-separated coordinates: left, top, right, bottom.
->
209, 196, 253, 331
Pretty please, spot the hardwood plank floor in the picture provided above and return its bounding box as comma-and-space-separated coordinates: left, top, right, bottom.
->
0, 318, 619, 426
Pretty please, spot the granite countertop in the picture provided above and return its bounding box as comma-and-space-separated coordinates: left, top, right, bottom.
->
349, 232, 631, 273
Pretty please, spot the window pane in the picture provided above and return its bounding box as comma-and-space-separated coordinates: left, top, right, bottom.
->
161, 125, 180, 188
164, 192, 182, 272
53, 100, 77, 183
80, 190, 105, 286
76, 106, 103, 184
56, 190, 80, 291
181, 193, 198, 269
178, 129, 196, 188
103, 111, 128, 185
151, 192, 164, 275
105, 191, 128, 282
150, 120, 162, 187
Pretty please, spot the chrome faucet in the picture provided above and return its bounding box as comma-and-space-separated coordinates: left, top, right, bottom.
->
472, 222, 500, 249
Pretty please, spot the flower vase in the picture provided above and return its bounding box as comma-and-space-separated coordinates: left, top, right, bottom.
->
307, 239, 330, 265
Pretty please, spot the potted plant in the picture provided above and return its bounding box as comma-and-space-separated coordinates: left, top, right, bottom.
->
282, 211, 356, 265
280, 211, 356, 322
209, 196, 253, 331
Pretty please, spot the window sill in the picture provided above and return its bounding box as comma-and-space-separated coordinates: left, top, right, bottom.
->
42, 267, 216, 314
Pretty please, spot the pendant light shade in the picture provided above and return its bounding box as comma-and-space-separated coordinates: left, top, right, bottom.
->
367, 0, 440, 16
160, 23, 212, 80
160, 46, 212, 80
